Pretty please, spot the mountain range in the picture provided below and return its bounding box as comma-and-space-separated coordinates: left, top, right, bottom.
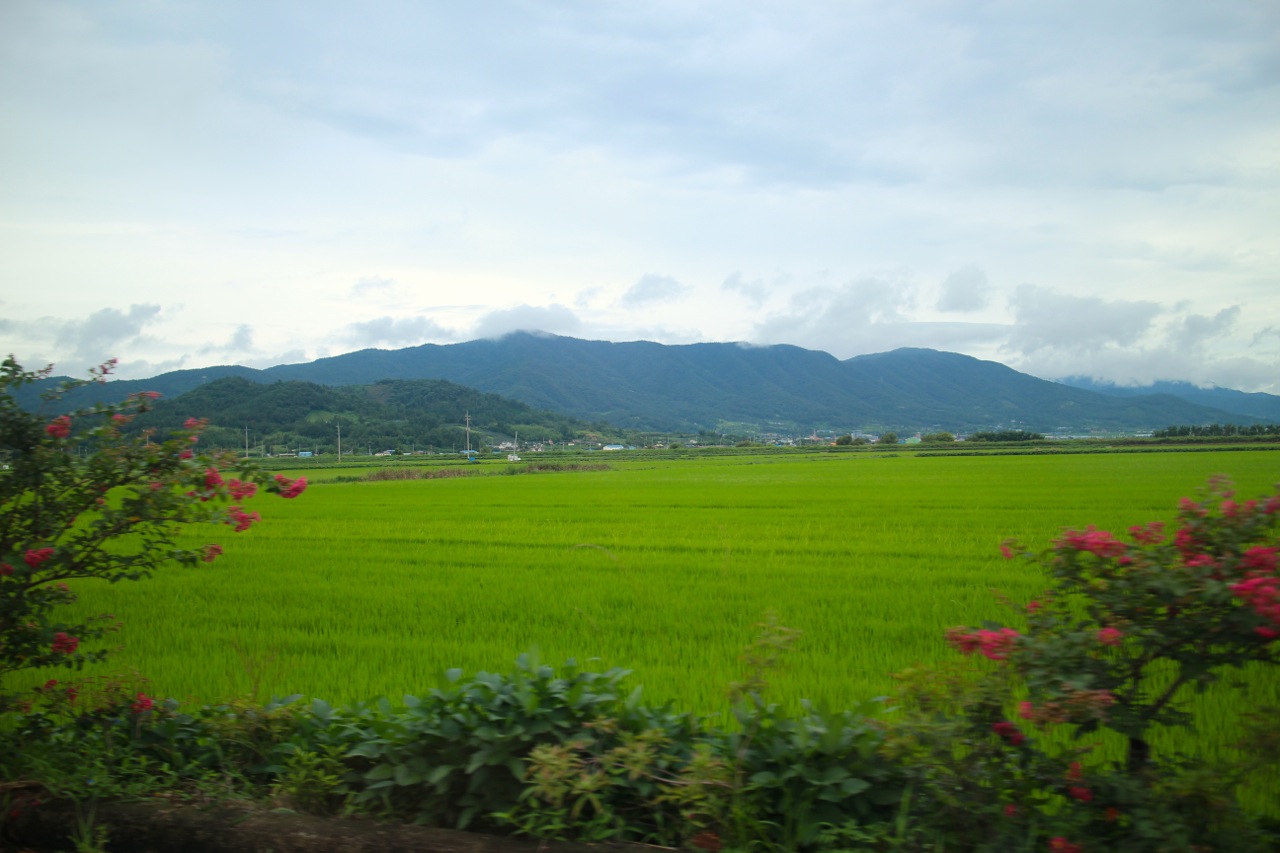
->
18, 332, 1278, 434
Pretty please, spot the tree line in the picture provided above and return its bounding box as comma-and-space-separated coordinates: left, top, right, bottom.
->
1153, 423, 1280, 438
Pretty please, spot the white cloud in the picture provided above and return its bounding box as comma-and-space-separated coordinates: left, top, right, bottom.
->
54, 304, 164, 361
351, 276, 396, 296
722, 271, 772, 308
937, 266, 990, 313
472, 304, 582, 339
621, 274, 691, 307
1004, 285, 1161, 356
343, 316, 451, 348
198, 323, 254, 355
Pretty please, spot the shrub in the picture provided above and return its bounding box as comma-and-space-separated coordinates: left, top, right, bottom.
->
0, 356, 304, 710
892, 477, 1280, 851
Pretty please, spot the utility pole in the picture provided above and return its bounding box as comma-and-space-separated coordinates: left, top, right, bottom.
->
337, 420, 342, 462
244, 424, 249, 458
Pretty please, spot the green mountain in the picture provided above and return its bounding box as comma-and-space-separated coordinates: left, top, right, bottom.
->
18, 333, 1269, 434
125, 375, 604, 454
1055, 377, 1280, 423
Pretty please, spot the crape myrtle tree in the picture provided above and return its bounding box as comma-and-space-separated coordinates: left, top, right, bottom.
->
0, 356, 306, 711
903, 477, 1280, 851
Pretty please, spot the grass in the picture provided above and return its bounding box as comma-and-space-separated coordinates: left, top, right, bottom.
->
39, 449, 1277, 718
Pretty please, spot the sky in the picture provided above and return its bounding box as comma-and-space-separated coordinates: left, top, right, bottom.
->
2, 1, 1278, 393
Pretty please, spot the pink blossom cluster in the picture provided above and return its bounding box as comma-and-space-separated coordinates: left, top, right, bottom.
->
51, 632, 79, 654
24, 548, 54, 568
1127, 522, 1164, 545
202, 544, 223, 563
1049, 837, 1082, 853
1056, 526, 1127, 558
228, 479, 257, 501
1228, 555, 1280, 635
274, 474, 308, 499
44, 415, 71, 439
226, 505, 261, 533
945, 626, 1020, 660
991, 720, 1025, 746
131, 693, 154, 713
1096, 626, 1124, 646
204, 468, 224, 490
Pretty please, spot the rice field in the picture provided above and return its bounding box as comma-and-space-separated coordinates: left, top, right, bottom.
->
39, 449, 1277, 724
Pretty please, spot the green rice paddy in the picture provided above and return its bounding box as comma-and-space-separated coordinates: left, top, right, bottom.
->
47, 449, 1280, 727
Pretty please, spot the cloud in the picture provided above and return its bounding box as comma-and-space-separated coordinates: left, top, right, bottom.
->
752, 275, 952, 357
722, 271, 772, 307
352, 276, 395, 296
937, 266, 990, 313
472, 304, 582, 339
621, 274, 691, 307
54, 304, 163, 360
198, 324, 255, 355
1169, 306, 1240, 351
1004, 285, 1160, 356
343, 316, 451, 348
240, 349, 310, 370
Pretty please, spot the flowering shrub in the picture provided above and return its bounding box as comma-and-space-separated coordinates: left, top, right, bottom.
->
1002, 476, 1280, 774
893, 477, 1280, 851
0, 356, 305, 710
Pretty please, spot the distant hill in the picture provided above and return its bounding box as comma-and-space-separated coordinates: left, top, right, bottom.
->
15, 333, 1265, 434
126, 375, 602, 453
1055, 377, 1280, 423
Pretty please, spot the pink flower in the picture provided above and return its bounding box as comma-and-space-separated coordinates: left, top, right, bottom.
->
204, 468, 223, 490
976, 628, 1020, 660
42, 679, 58, 690
226, 505, 261, 533
1067, 761, 1083, 781
992, 721, 1026, 746
24, 548, 55, 568
112, 413, 131, 424
1003, 804, 1017, 817
274, 474, 307, 499
1174, 528, 1200, 558
1049, 838, 1082, 853
138, 391, 161, 400
1242, 547, 1278, 574
1128, 522, 1164, 545
945, 627, 1021, 660
202, 544, 223, 563
182, 417, 204, 430
179, 450, 193, 460
1058, 526, 1126, 558
1018, 701, 1035, 720
1097, 627, 1124, 646
999, 541, 1016, 560
228, 479, 257, 501
1027, 600, 1042, 614
1067, 786, 1092, 803
131, 693, 154, 713
0, 563, 12, 576
51, 632, 79, 654
1184, 554, 1216, 570
44, 415, 72, 439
